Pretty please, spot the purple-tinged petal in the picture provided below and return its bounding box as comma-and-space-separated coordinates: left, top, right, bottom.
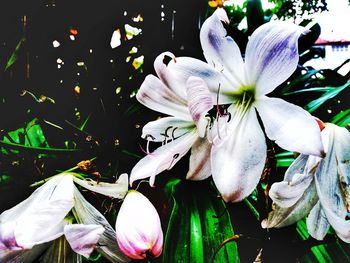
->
255, 96, 324, 157
115, 191, 163, 259
130, 131, 198, 186
0, 175, 74, 250
186, 76, 213, 137
64, 224, 104, 258
154, 52, 187, 101
245, 22, 308, 95
200, 8, 245, 87
186, 137, 212, 181
167, 56, 235, 104
136, 74, 190, 119
211, 107, 267, 202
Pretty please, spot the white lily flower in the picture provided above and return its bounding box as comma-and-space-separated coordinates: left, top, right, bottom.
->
163, 8, 324, 202
130, 52, 214, 186
0, 173, 130, 263
115, 190, 163, 259
263, 124, 350, 242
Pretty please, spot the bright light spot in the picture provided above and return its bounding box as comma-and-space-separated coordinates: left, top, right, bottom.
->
57, 64, 61, 69
52, 40, 60, 48
129, 46, 138, 54
161, 11, 165, 17
89, 49, 93, 53
125, 24, 142, 40
123, 11, 127, 16
126, 56, 131, 63
74, 85, 81, 94
77, 61, 85, 66
110, 29, 122, 48
60, 80, 63, 83
70, 29, 78, 35
130, 90, 137, 98
57, 58, 63, 64
110, 59, 114, 63
69, 35, 75, 41
161, 4, 164, 8
132, 55, 144, 70
132, 14, 144, 22
116, 86, 122, 94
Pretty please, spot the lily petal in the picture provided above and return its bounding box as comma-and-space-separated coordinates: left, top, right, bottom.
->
306, 202, 330, 240
142, 117, 195, 142
269, 172, 314, 208
211, 107, 267, 202
255, 96, 324, 157
130, 131, 198, 186
263, 182, 318, 228
154, 52, 188, 101
64, 224, 104, 258
0, 175, 74, 250
72, 187, 129, 263
73, 173, 128, 199
333, 124, 350, 209
186, 136, 212, 181
167, 56, 235, 104
245, 21, 307, 95
136, 74, 190, 119
269, 154, 319, 207
200, 8, 245, 87
186, 76, 213, 137
314, 126, 349, 241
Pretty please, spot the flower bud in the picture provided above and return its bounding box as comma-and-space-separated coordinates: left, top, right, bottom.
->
115, 190, 163, 259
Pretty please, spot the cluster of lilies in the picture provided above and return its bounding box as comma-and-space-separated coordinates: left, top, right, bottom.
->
1, 7, 349, 262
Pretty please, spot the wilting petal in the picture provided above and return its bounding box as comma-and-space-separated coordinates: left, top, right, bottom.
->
73, 173, 128, 199
167, 56, 235, 104
314, 126, 349, 241
245, 21, 307, 95
64, 224, 104, 258
0, 175, 74, 250
333, 124, 350, 209
255, 96, 324, 157
306, 202, 330, 240
263, 182, 318, 228
186, 137, 212, 181
211, 107, 267, 202
154, 52, 187, 101
40, 236, 81, 263
186, 76, 213, 137
200, 8, 245, 86
115, 191, 163, 259
72, 187, 129, 263
142, 117, 195, 142
136, 74, 190, 119
130, 131, 198, 186
269, 172, 314, 208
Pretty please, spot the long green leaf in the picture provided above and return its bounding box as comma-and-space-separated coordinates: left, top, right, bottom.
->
305, 81, 350, 113
163, 179, 239, 263
5, 37, 25, 71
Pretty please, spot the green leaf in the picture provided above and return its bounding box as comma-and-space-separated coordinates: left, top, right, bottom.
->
0, 118, 81, 155
305, 81, 350, 113
163, 179, 239, 263
5, 37, 26, 71
331, 108, 350, 127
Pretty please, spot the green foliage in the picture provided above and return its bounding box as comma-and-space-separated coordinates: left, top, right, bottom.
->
5, 37, 26, 71
163, 178, 239, 263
